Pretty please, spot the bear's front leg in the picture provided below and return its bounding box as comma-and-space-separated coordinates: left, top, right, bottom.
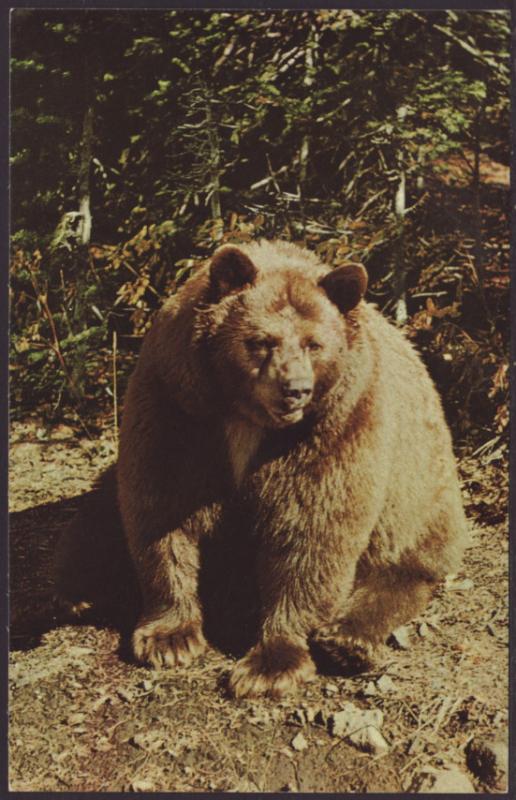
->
228, 445, 387, 699
227, 537, 361, 699
117, 383, 225, 670
131, 530, 207, 669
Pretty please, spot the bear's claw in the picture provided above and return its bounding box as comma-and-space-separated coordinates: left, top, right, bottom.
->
313, 624, 379, 673
133, 618, 207, 668
228, 637, 316, 699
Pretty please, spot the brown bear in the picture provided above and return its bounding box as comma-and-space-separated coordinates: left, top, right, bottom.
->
108, 239, 468, 698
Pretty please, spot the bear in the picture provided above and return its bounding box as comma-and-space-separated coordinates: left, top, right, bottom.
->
55, 239, 468, 699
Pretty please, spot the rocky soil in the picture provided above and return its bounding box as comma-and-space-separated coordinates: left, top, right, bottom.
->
9, 419, 509, 793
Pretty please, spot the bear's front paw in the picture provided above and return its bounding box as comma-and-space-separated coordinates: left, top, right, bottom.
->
312, 624, 379, 673
228, 637, 316, 699
133, 617, 207, 668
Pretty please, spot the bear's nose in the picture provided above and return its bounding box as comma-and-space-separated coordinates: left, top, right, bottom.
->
281, 379, 313, 405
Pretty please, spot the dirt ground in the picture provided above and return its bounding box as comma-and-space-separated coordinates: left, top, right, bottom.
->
9, 418, 509, 793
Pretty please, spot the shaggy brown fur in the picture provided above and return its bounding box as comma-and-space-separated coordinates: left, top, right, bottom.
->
57, 240, 468, 698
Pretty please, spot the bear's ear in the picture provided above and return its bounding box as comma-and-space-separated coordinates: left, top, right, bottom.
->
318, 263, 368, 314
209, 246, 258, 301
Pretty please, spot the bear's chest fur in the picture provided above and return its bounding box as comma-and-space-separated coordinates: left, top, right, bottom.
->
224, 417, 264, 489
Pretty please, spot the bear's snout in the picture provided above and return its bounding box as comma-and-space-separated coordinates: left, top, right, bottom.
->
280, 377, 313, 409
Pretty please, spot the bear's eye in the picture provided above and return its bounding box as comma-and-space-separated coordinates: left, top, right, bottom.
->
306, 339, 323, 352
245, 336, 275, 352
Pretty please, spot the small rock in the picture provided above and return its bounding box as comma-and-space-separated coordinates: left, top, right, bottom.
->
445, 576, 474, 591
414, 766, 475, 793
291, 732, 309, 752
130, 779, 155, 792
376, 674, 395, 693
418, 622, 429, 637
349, 725, 389, 755
323, 682, 339, 696
328, 702, 383, 739
389, 625, 411, 650
466, 736, 508, 788
362, 681, 378, 696
139, 679, 153, 692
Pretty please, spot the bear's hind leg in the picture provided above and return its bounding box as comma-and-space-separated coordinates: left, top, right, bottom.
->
312, 565, 437, 672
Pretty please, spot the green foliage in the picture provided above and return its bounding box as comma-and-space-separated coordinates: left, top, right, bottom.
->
10, 9, 509, 444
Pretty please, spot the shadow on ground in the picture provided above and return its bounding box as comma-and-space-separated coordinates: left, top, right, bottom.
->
10, 476, 264, 663
10, 491, 89, 651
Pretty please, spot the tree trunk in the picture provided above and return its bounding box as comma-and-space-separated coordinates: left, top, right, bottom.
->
204, 95, 222, 237
472, 110, 484, 285
78, 105, 94, 246
299, 25, 317, 184
298, 22, 319, 239
394, 105, 408, 325
471, 105, 492, 323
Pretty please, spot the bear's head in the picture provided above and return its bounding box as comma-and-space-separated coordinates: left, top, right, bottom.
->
197, 242, 368, 429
